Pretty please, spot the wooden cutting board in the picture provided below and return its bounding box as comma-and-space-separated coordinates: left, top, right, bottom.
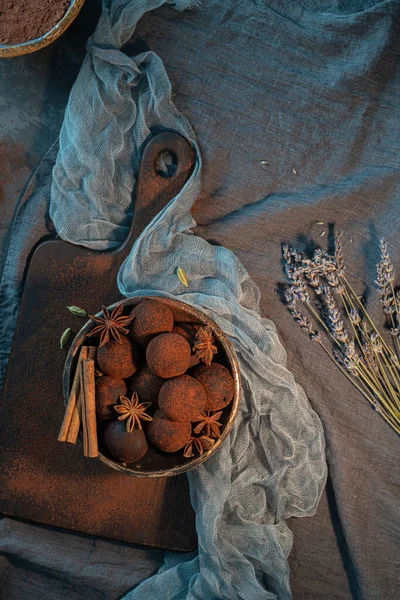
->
0, 132, 197, 551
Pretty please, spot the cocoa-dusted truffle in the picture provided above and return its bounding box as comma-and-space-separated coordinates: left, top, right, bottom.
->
146, 333, 191, 379
191, 363, 235, 411
172, 323, 198, 347
95, 376, 128, 420
128, 365, 164, 407
158, 375, 206, 422
130, 299, 174, 346
103, 419, 148, 463
146, 410, 191, 452
97, 336, 139, 379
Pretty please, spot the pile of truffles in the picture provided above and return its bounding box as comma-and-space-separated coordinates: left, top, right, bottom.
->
86, 299, 235, 464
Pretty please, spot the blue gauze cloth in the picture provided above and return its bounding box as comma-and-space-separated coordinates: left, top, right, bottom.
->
50, 1, 327, 598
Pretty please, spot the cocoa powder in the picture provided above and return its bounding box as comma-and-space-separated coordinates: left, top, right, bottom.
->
0, 0, 70, 45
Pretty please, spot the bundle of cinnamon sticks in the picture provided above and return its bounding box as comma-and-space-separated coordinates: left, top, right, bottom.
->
58, 346, 98, 458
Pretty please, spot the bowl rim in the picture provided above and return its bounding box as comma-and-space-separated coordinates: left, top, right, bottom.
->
63, 295, 241, 478
0, 0, 86, 58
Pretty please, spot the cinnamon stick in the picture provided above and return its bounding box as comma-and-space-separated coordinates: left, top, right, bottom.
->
65, 346, 97, 444
65, 400, 81, 444
58, 346, 88, 443
81, 358, 98, 458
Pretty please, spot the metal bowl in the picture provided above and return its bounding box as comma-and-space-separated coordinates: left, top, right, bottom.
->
63, 296, 241, 478
0, 0, 86, 58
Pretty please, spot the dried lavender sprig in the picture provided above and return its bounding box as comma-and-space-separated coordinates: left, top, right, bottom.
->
282, 247, 310, 303
344, 340, 359, 361
290, 275, 310, 303
334, 232, 345, 277
391, 327, 400, 339
285, 294, 321, 342
282, 236, 400, 433
333, 348, 359, 377
325, 271, 346, 294
322, 286, 350, 344
287, 257, 350, 347
342, 277, 397, 364
370, 332, 383, 354
314, 248, 333, 265
349, 308, 360, 326
375, 239, 400, 361
378, 238, 395, 286
359, 321, 390, 378
376, 238, 396, 314
361, 343, 380, 375
282, 244, 302, 264
304, 268, 321, 290
302, 254, 337, 279
340, 291, 392, 395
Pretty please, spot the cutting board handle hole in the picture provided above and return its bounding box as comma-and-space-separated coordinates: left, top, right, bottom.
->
155, 149, 178, 179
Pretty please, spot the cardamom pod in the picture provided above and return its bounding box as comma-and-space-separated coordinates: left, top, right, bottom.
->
67, 305, 88, 317
60, 327, 72, 349
177, 267, 189, 287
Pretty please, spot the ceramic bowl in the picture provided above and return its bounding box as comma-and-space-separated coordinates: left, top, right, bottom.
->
0, 0, 86, 58
63, 296, 241, 478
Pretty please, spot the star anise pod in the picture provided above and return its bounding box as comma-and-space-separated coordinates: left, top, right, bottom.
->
114, 392, 153, 432
193, 411, 223, 438
183, 435, 215, 458
193, 325, 217, 366
88, 303, 134, 347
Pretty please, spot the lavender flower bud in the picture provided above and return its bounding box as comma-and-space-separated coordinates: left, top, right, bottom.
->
376, 240, 395, 309
334, 232, 345, 277
370, 332, 383, 353
349, 309, 361, 326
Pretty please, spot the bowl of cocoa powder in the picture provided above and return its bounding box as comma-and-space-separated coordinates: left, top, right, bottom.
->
0, 0, 86, 57
62, 296, 241, 478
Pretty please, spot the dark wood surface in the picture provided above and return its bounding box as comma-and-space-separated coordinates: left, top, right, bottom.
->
0, 132, 198, 551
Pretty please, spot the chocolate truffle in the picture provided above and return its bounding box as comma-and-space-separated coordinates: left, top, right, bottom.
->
103, 419, 148, 463
158, 375, 206, 422
97, 336, 139, 379
191, 363, 235, 411
95, 376, 128, 420
128, 365, 164, 407
146, 333, 191, 379
130, 299, 174, 346
146, 410, 191, 452
172, 323, 198, 347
